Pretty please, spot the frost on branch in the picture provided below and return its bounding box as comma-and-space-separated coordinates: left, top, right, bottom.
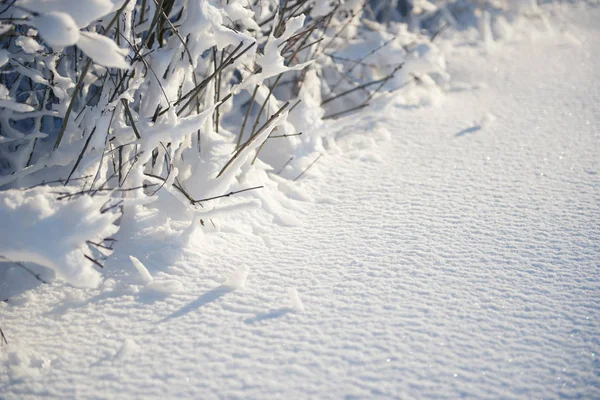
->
234, 14, 314, 93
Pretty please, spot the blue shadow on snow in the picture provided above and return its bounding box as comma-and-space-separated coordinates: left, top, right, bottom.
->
159, 285, 232, 322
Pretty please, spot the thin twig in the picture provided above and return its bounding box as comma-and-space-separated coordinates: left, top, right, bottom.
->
250, 73, 283, 137
84, 254, 104, 269
55, 183, 157, 200
0, 326, 7, 345
328, 37, 394, 93
65, 126, 97, 185
86, 240, 114, 251
284, 38, 323, 58
277, 156, 294, 175
237, 84, 259, 149
218, 101, 289, 178
14, 262, 49, 284
27, 175, 92, 189
100, 199, 125, 214
192, 185, 264, 204
322, 10, 358, 52
54, 1, 130, 149
431, 22, 450, 42
143, 172, 200, 206
173, 41, 253, 114
134, 0, 164, 59
363, 63, 405, 104
53, 59, 92, 149
288, 99, 302, 113
268, 132, 302, 139
0, 0, 18, 16
322, 103, 369, 120
121, 99, 142, 139
321, 75, 390, 106
294, 153, 322, 181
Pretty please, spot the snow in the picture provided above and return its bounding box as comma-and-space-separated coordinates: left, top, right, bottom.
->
32, 12, 80, 48
18, 0, 118, 29
287, 287, 305, 313
76, 31, 129, 69
0, 95, 35, 113
15, 36, 44, 53
1, 2, 599, 399
0, 186, 120, 288
222, 266, 250, 290
129, 256, 153, 285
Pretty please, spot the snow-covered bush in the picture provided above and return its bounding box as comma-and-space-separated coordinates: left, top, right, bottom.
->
366, 0, 547, 42
0, 0, 446, 289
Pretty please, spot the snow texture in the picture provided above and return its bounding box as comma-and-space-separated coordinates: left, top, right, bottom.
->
0, 3, 599, 399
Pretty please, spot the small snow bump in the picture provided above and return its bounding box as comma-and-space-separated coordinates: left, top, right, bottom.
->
113, 338, 137, 362
129, 256, 153, 285
480, 112, 496, 128
287, 287, 305, 313
222, 266, 249, 290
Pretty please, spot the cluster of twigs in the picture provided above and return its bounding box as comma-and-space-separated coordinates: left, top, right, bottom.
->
0, 0, 410, 194
0, 0, 426, 294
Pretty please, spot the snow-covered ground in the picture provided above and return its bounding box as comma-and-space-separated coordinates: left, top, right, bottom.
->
1, 3, 599, 399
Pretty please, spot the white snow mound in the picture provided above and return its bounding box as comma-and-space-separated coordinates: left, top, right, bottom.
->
32, 12, 80, 47
0, 187, 120, 287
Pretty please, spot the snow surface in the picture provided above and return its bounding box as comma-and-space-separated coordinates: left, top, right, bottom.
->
1, 4, 599, 399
